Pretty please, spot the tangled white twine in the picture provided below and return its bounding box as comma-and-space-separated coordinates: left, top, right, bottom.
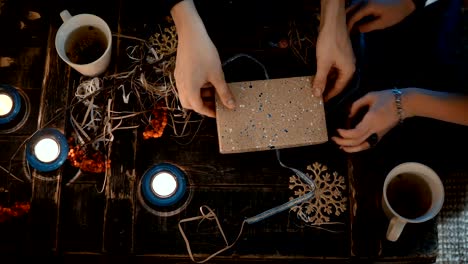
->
74, 77, 104, 136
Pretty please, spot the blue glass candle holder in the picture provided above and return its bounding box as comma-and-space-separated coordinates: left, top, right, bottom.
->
0, 84, 22, 125
141, 163, 187, 207
26, 128, 69, 172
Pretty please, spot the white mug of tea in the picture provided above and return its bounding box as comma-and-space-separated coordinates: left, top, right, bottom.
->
55, 10, 112, 77
382, 162, 444, 242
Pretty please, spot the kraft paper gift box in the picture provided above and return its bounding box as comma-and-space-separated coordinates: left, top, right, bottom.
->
215, 76, 328, 154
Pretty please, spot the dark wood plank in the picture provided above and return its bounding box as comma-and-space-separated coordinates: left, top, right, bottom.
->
59, 181, 106, 252
45, 0, 138, 254
0, 0, 68, 256
101, 0, 137, 254
29, 21, 71, 255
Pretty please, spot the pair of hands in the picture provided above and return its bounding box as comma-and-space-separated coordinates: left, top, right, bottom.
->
315, 0, 416, 99
171, 0, 356, 118
332, 0, 417, 152
173, 0, 415, 151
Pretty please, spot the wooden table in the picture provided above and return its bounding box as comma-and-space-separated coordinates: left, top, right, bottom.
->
0, 0, 444, 263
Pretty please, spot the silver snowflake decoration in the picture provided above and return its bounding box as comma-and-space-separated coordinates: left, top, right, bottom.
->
289, 162, 347, 225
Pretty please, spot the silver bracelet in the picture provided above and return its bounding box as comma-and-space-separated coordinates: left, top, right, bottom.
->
392, 88, 404, 124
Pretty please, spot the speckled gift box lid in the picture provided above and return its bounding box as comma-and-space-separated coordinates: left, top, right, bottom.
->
215, 76, 328, 154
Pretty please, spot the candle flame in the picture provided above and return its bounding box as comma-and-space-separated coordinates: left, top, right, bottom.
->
151, 172, 177, 198
0, 94, 13, 116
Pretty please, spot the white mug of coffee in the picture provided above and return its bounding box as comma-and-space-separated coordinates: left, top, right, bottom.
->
382, 162, 444, 242
55, 10, 112, 77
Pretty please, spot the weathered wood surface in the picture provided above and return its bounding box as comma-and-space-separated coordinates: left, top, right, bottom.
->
0, 0, 453, 263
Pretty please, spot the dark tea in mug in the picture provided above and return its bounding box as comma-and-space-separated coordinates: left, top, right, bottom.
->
65, 25, 107, 65
386, 173, 432, 219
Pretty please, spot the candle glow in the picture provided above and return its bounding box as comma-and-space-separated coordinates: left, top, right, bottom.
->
34, 137, 60, 163
0, 93, 13, 116
151, 172, 178, 198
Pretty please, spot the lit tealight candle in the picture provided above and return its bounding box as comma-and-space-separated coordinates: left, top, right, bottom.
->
0, 93, 13, 116
151, 172, 178, 198
34, 137, 60, 163
140, 163, 187, 208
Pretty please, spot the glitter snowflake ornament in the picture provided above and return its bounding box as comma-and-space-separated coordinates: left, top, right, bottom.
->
289, 162, 347, 225
146, 25, 177, 64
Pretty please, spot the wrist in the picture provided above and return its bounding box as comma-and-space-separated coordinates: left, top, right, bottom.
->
320, 0, 346, 31
392, 88, 405, 123
399, 88, 419, 119
164, 0, 184, 13
171, 0, 205, 36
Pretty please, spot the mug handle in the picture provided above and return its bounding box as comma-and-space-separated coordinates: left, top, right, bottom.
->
386, 217, 406, 242
60, 10, 72, 22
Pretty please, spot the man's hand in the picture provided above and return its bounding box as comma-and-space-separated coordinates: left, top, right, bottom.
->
312, 0, 356, 102
347, 0, 416, 33
171, 0, 235, 118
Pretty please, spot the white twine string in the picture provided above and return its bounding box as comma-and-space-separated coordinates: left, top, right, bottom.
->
68, 82, 138, 187
72, 77, 104, 145
178, 205, 247, 264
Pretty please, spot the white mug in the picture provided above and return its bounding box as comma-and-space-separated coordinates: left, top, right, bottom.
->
55, 10, 112, 77
382, 162, 444, 242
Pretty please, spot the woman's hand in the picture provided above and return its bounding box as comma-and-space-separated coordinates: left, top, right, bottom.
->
331, 89, 400, 153
347, 0, 416, 33
171, 0, 235, 118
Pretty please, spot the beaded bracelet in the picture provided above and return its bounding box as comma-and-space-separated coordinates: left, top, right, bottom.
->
392, 88, 404, 124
